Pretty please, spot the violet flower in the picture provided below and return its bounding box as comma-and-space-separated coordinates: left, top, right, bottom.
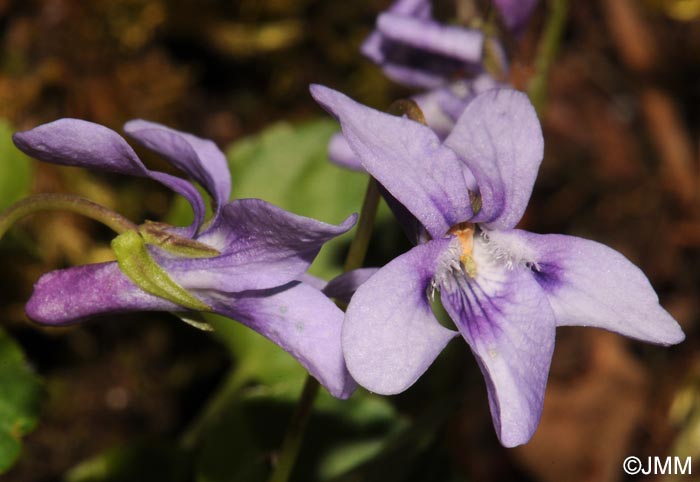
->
13, 119, 357, 398
310, 85, 684, 445
362, 0, 485, 89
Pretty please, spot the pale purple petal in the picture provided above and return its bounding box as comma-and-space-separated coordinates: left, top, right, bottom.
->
297, 272, 327, 291
323, 268, 379, 304
311, 84, 476, 239
490, 229, 685, 345
380, 63, 451, 89
215, 282, 356, 399
362, 0, 432, 63
26, 262, 178, 325
164, 199, 357, 293
385, 0, 431, 17
439, 241, 555, 447
376, 13, 483, 64
124, 119, 231, 220
493, 0, 539, 37
328, 133, 363, 171
13, 118, 206, 235
343, 238, 459, 394
413, 76, 504, 140
412, 87, 461, 139
444, 88, 543, 230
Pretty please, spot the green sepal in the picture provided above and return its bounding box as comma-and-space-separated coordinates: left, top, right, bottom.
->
111, 230, 212, 312
174, 312, 214, 332
139, 221, 220, 258
469, 191, 482, 215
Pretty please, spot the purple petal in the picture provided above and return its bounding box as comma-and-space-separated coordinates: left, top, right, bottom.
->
444, 88, 543, 230
163, 199, 357, 293
12, 119, 150, 176
311, 84, 476, 239
343, 238, 459, 394
385, 0, 431, 16
323, 268, 379, 304
328, 133, 363, 171
215, 282, 356, 399
376, 13, 483, 64
490, 229, 685, 345
439, 239, 555, 447
13, 119, 206, 235
380, 62, 452, 89
124, 120, 231, 221
413, 76, 505, 140
362, 0, 432, 63
412, 87, 463, 139
493, 0, 539, 37
297, 272, 327, 291
26, 262, 177, 325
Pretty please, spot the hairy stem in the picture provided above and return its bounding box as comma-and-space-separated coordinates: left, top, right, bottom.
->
0, 193, 137, 240
267, 176, 381, 482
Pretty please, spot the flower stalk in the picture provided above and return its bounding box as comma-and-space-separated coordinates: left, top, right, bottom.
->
0, 193, 137, 241
527, 0, 570, 114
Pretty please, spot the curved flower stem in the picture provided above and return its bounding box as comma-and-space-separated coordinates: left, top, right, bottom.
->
343, 177, 381, 272
527, 0, 570, 115
267, 176, 381, 482
0, 193, 137, 240
267, 376, 320, 482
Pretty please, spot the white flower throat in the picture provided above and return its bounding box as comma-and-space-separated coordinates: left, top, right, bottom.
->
431, 223, 540, 297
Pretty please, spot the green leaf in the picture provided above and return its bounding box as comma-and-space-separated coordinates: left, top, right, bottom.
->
194, 381, 403, 482
65, 439, 191, 482
326, 398, 460, 482
192, 316, 403, 482
0, 120, 32, 212
0, 328, 44, 473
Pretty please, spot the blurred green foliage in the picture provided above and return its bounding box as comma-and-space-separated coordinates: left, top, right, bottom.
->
0, 120, 32, 212
0, 328, 43, 474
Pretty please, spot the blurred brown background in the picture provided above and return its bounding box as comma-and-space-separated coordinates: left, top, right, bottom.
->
0, 0, 698, 481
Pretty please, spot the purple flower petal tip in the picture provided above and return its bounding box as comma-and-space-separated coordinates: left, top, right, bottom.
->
493, 0, 539, 37
13, 119, 146, 176
124, 119, 232, 215
328, 133, 363, 171
26, 263, 176, 325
